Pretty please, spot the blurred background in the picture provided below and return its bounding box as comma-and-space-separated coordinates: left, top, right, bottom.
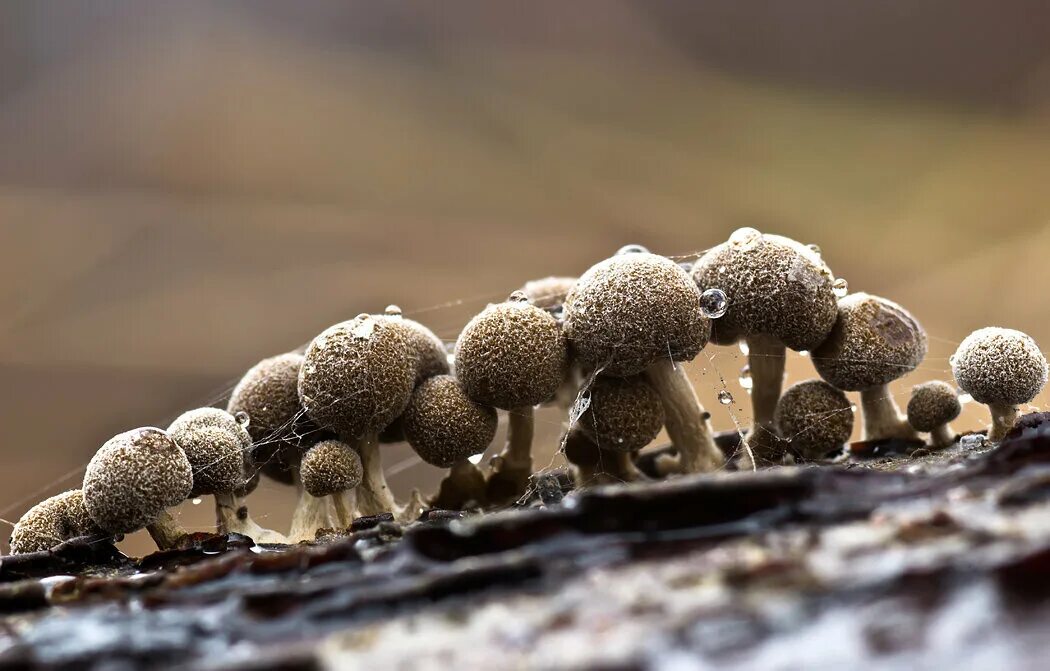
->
2, 0, 1050, 554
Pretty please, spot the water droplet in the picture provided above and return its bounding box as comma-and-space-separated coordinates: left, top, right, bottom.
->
191, 497, 203, 506
468, 453, 484, 465
807, 243, 822, 256
351, 315, 375, 340
949, 355, 958, 367
958, 393, 973, 405
234, 411, 250, 428
384, 304, 403, 317
616, 244, 649, 255
508, 290, 530, 304
832, 278, 849, 297
718, 390, 734, 405
699, 288, 728, 319
729, 227, 761, 249
799, 350, 810, 358
960, 434, 985, 450
738, 341, 750, 356
738, 366, 753, 390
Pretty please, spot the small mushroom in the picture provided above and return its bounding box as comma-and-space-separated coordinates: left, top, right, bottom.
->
455, 293, 569, 505
291, 439, 363, 540
692, 229, 838, 464
576, 374, 663, 481
519, 276, 577, 313
773, 379, 854, 461
562, 426, 643, 487
906, 381, 962, 449
564, 249, 721, 474
82, 427, 193, 550
10, 490, 104, 554
951, 327, 1048, 442
813, 293, 927, 442
403, 375, 497, 510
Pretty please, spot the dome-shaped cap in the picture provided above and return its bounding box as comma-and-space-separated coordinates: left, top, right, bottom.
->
403, 375, 498, 468
951, 327, 1048, 405
169, 424, 246, 497
83, 428, 193, 535
564, 252, 709, 377
300, 439, 363, 497
692, 230, 837, 350
579, 375, 664, 452
10, 490, 104, 554
379, 314, 450, 384
813, 293, 927, 391
454, 299, 568, 409
907, 381, 962, 432
299, 314, 416, 438
774, 379, 854, 460
520, 276, 577, 312
228, 352, 323, 452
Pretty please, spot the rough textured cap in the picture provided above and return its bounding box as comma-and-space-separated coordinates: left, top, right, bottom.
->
774, 379, 854, 460
951, 327, 1048, 405
299, 440, 363, 497
520, 276, 577, 312
692, 229, 837, 350
10, 490, 104, 554
403, 375, 498, 468
564, 251, 709, 377
83, 428, 193, 535
168, 408, 252, 496
579, 375, 665, 452
454, 298, 569, 409
907, 381, 962, 432
813, 293, 928, 391
299, 314, 416, 438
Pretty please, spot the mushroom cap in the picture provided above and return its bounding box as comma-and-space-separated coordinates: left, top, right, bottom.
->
564, 252, 709, 377
403, 375, 498, 468
579, 375, 665, 452
813, 293, 928, 391
298, 314, 416, 438
385, 316, 451, 384
454, 299, 569, 409
83, 428, 193, 535
906, 381, 962, 432
774, 379, 854, 460
299, 439, 363, 497
520, 276, 577, 312
10, 490, 104, 554
951, 327, 1048, 405
692, 230, 837, 350
168, 408, 251, 496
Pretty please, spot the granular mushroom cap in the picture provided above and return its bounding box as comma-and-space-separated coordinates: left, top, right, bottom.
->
579, 375, 665, 452
564, 252, 710, 377
10, 490, 104, 554
169, 424, 247, 497
299, 439, 363, 497
403, 375, 498, 468
520, 276, 577, 312
83, 428, 193, 535
299, 314, 416, 438
691, 230, 837, 350
907, 381, 962, 432
774, 379, 854, 460
381, 315, 451, 384
454, 299, 569, 409
813, 293, 928, 391
168, 408, 251, 450
951, 327, 1048, 405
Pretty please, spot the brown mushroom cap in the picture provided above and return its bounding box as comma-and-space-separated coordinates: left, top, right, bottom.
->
10, 490, 104, 554
520, 276, 577, 312
454, 299, 568, 409
299, 439, 363, 497
951, 327, 1048, 405
579, 375, 665, 452
691, 230, 837, 350
564, 252, 710, 377
774, 379, 854, 460
167, 408, 250, 497
907, 381, 962, 432
299, 314, 416, 438
382, 315, 450, 384
403, 375, 498, 468
813, 293, 928, 391
83, 428, 193, 535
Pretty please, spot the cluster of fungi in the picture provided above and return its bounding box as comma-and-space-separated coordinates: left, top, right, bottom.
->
9, 229, 1049, 554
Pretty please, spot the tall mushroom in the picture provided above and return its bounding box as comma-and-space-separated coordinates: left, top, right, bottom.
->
692, 229, 838, 464
813, 293, 927, 442
455, 293, 569, 506
951, 327, 1048, 442
774, 379, 854, 461
291, 439, 363, 540
906, 381, 961, 449
564, 249, 721, 474
10, 490, 104, 554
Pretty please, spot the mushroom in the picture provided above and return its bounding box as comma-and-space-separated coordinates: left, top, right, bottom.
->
519, 276, 577, 313
82, 427, 193, 550
813, 293, 927, 442
575, 374, 663, 482
773, 379, 854, 461
455, 293, 569, 506
381, 306, 452, 384
291, 439, 363, 540
10, 490, 104, 554
402, 375, 497, 510
564, 249, 721, 474
906, 381, 962, 449
951, 327, 1048, 442
692, 229, 838, 464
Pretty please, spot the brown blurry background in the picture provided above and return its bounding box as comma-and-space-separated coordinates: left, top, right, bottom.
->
2, 1, 1050, 554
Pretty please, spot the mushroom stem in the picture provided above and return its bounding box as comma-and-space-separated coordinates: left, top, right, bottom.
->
214, 492, 288, 544
486, 406, 535, 506
929, 424, 956, 449
288, 490, 331, 542
432, 459, 487, 510
745, 334, 786, 458
330, 492, 353, 529
644, 358, 722, 473
859, 385, 917, 440
353, 433, 399, 516
988, 402, 1020, 443
145, 510, 187, 550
